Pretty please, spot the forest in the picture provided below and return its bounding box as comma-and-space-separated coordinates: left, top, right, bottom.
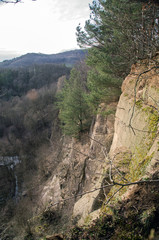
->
0, 64, 70, 158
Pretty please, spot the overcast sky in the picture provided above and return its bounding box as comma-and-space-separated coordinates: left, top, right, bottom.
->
0, 0, 92, 61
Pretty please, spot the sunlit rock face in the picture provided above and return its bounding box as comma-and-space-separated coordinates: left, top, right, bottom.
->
73, 57, 159, 226
72, 102, 117, 225
39, 102, 117, 226
110, 58, 159, 156
108, 57, 159, 202
109, 57, 159, 175
0, 156, 20, 207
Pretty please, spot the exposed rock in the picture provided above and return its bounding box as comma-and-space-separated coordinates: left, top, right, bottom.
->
107, 57, 159, 212
30, 102, 117, 231
72, 56, 159, 228
73, 103, 116, 225
42, 175, 61, 204
60, 56, 159, 240
110, 57, 159, 174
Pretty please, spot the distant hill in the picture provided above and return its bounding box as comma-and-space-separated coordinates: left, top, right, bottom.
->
0, 49, 87, 68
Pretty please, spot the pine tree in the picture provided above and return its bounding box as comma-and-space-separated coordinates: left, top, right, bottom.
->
77, 0, 159, 72
76, 0, 159, 106
57, 68, 91, 137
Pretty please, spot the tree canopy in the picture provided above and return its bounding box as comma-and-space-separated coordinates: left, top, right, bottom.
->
74, 0, 159, 113
77, 0, 159, 77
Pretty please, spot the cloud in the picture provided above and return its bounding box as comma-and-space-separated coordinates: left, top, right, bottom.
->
51, 0, 91, 21
0, 0, 92, 56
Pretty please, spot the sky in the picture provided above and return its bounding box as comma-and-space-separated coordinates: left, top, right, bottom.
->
0, 0, 92, 61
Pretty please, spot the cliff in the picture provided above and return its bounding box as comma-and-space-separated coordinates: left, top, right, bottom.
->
71, 57, 159, 234
0, 56, 159, 239
65, 56, 159, 239
30, 101, 117, 237
30, 56, 159, 239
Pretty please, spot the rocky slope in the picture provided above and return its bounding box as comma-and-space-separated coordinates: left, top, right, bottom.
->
55, 56, 159, 240
29, 56, 159, 239
70, 56, 159, 233
27, 101, 117, 238
0, 56, 159, 240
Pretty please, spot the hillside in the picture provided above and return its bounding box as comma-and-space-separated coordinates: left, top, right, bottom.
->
0, 55, 158, 240
0, 49, 87, 68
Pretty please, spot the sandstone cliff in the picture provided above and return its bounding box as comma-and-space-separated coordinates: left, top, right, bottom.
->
0, 56, 159, 240
59, 56, 159, 239
33, 101, 117, 236
29, 56, 159, 239
71, 57, 159, 232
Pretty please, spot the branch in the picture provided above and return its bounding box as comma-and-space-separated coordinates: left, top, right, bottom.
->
104, 186, 123, 205
45, 178, 159, 210
47, 183, 114, 209
149, 96, 159, 111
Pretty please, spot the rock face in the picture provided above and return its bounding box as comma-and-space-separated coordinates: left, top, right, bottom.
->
110, 58, 159, 182
38, 102, 117, 228
71, 57, 159, 226
110, 59, 159, 154
72, 103, 116, 225
31, 57, 159, 234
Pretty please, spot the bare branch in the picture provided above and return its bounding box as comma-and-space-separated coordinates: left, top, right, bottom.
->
104, 186, 123, 205
45, 178, 159, 210
149, 96, 159, 111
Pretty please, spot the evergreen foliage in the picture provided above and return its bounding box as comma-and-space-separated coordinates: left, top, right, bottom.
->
76, 0, 159, 109
86, 68, 121, 113
77, 0, 159, 72
57, 67, 91, 137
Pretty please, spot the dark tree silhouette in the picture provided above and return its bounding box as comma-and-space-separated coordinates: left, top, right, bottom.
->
0, 0, 21, 3
0, 0, 36, 3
